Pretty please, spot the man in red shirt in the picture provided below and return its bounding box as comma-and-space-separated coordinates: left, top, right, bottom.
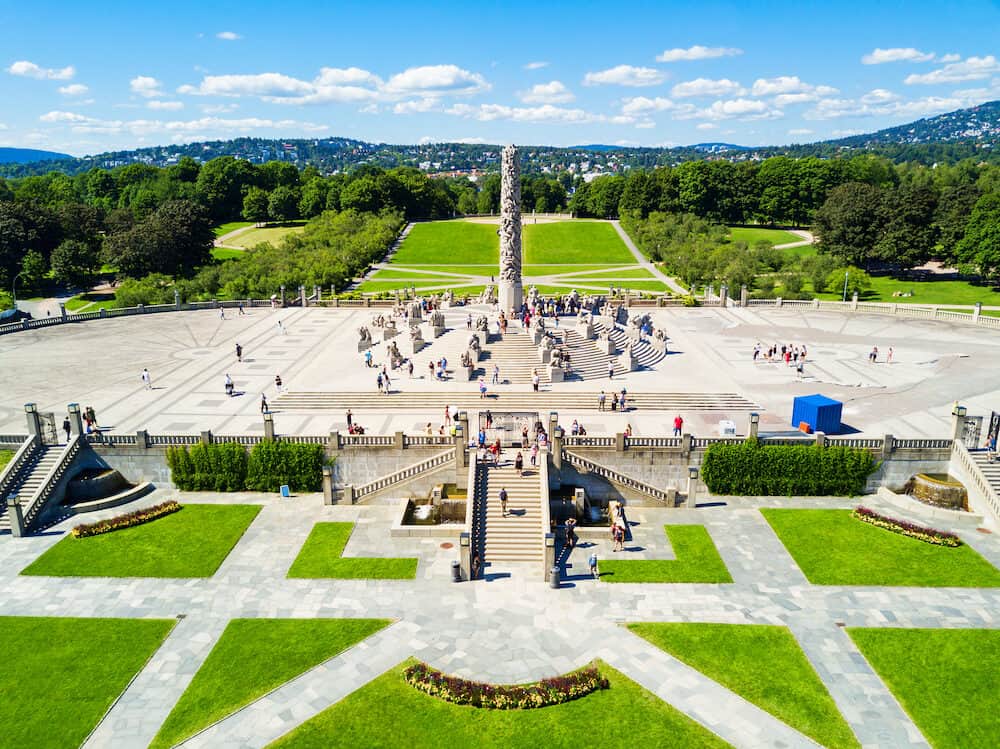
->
673, 415, 684, 436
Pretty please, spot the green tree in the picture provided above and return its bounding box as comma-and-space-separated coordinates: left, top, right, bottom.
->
956, 193, 1000, 279
268, 185, 300, 222
242, 187, 270, 225
50, 239, 99, 285
104, 199, 213, 278
814, 182, 885, 268
874, 183, 939, 267
20, 250, 48, 289
827, 266, 872, 298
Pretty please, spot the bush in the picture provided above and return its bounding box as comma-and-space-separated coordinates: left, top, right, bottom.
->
167, 441, 324, 492
71, 501, 181, 537
700, 439, 877, 496
404, 662, 609, 709
853, 506, 962, 546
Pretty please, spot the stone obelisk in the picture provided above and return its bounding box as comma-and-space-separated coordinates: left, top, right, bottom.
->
498, 144, 523, 315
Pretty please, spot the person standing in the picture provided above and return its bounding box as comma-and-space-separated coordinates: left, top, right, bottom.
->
466, 312, 472, 330
485, 409, 493, 429
365, 350, 373, 368
532, 370, 540, 392
499, 487, 508, 517
407, 359, 414, 378
238, 302, 246, 315
588, 551, 599, 579
515, 451, 524, 476
141, 368, 152, 390
608, 359, 615, 379
611, 393, 618, 412
530, 443, 538, 467
376, 372, 384, 393
274, 374, 283, 393
277, 320, 285, 335
346, 409, 353, 429
598, 391, 606, 411
444, 406, 451, 425
565, 516, 577, 549
479, 377, 487, 399
382, 368, 391, 393
673, 414, 683, 436
887, 347, 894, 364
62, 417, 71, 443
261, 394, 269, 413
620, 387, 627, 412
219, 307, 226, 320
236, 343, 243, 362
224, 373, 234, 396
492, 364, 500, 385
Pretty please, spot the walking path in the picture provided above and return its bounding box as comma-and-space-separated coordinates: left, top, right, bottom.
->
773, 229, 816, 250
611, 220, 689, 295
4, 492, 996, 747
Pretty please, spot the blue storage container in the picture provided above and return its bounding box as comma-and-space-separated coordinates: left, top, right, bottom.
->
791, 394, 843, 434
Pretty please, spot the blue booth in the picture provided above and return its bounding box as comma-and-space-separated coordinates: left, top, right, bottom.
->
791, 394, 843, 434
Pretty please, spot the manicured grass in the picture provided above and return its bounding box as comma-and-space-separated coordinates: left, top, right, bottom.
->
811, 276, 1000, 306
151, 618, 390, 749
629, 623, 859, 749
848, 628, 1000, 749
0, 449, 14, 472
523, 221, 634, 264
557, 268, 655, 280
369, 268, 472, 280
22, 504, 262, 578
601, 280, 668, 292
728, 227, 803, 246
213, 220, 254, 237
761, 509, 1000, 586
211, 247, 245, 261
269, 660, 732, 748
358, 280, 475, 293
392, 221, 499, 264
223, 222, 307, 249
599, 525, 733, 583
64, 292, 116, 311
0, 616, 174, 748
287, 522, 418, 579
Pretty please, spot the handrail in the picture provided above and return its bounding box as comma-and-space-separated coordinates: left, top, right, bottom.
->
23, 436, 82, 529
563, 449, 672, 504
951, 441, 1000, 524
538, 446, 551, 576
354, 449, 453, 500
0, 434, 40, 503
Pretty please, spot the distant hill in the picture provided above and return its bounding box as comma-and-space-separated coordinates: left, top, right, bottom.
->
2, 100, 1000, 177
0, 147, 72, 165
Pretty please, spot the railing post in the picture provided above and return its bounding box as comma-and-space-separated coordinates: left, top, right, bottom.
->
9, 499, 25, 537
615, 432, 626, 452
200, 430, 213, 445
59, 302, 67, 320
394, 431, 405, 450
322, 465, 334, 505
329, 430, 342, 451
882, 434, 894, 462
174, 289, 181, 310
814, 430, 825, 447
685, 466, 698, 509
544, 533, 556, 583
552, 427, 563, 471
851, 291, 858, 310
974, 302, 982, 323
24, 403, 41, 442
300, 285, 307, 308
740, 284, 748, 307
67, 403, 84, 438
747, 412, 759, 440
459, 532, 471, 580
346, 484, 356, 504
719, 284, 728, 308
136, 429, 149, 449
681, 432, 692, 458
263, 412, 275, 440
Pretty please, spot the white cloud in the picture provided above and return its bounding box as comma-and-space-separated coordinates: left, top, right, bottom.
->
216, 31, 241, 40
671, 77, 745, 98
860, 88, 900, 104
130, 76, 163, 98
583, 65, 665, 87
675, 98, 782, 121
147, 100, 184, 111
523, 61, 549, 70
938, 53, 960, 63
315, 67, 381, 87
904, 55, 1000, 84
39, 110, 91, 123
751, 76, 837, 97
656, 45, 742, 62
634, 120, 656, 129
621, 96, 675, 115
58, 83, 89, 96
201, 103, 239, 114
861, 47, 935, 65
38, 112, 329, 139
384, 65, 489, 95
7, 60, 75, 80
392, 98, 440, 114
695, 122, 718, 130
804, 94, 966, 120
519, 80, 574, 104
446, 102, 614, 125
178, 72, 311, 98
788, 128, 813, 135
0, 123, 8, 130
832, 128, 864, 136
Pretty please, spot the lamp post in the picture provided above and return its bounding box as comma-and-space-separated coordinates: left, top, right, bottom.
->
12, 270, 25, 311
842, 270, 849, 302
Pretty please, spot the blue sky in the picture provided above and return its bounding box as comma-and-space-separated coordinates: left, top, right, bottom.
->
2, 0, 999, 155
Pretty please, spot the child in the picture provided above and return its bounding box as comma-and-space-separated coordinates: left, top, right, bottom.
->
588, 552, 599, 579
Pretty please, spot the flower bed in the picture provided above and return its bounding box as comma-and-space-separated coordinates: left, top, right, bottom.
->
404, 662, 609, 709
853, 506, 962, 547
71, 501, 182, 538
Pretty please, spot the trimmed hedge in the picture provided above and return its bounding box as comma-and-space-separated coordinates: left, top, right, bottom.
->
167, 441, 324, 493
853, 506, 962, 547
71, 501, 181, 537
700, 439, 877, 496
404, 662, 609, 709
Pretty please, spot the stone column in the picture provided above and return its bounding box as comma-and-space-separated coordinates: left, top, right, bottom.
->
497, 145, 523, 315
686, 467, 699, 509
300, 285, 307, 308
748, 412, 759, 439
719, 284, 728, 308
544, 533, 556, 583
551, 427, 563, 471
459, 532, 471, 580
279, 285, 286, 307
322, 465, 334, 505
174, 289, 181, 309
974, 302, 982, 322
881, 434, 894, 463
263, 412, 275, 440
740, 284, 748, 307
24, 403, 42, 441
67, 403, 84, 438
59, 302, 67, 320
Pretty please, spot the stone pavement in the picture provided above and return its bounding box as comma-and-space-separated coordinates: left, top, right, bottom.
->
1, 490, 996, 747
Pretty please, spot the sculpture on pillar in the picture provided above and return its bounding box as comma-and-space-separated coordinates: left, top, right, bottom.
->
498, 145, 523, 314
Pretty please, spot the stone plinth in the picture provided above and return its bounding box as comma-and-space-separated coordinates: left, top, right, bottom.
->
549, 365, 564, 383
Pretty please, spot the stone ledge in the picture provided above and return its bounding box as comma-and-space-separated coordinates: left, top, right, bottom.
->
876, 486, 984, 529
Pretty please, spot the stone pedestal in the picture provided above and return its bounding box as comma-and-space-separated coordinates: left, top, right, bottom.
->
422, 322, 445, 340
381, 326, 399, 342
402, 336, 425, 357
498, 282, 523, 318
466, 347, 481, 363
549, 365, 564, 383
460, 365, 475, 381
618, 348, 637, 372
577, 320, 595, 340
539, 347, 552, 364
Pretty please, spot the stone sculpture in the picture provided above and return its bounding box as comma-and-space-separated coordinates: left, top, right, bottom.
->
498, 145, 523, 314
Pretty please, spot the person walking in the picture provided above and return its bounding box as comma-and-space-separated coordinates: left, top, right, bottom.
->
444, 405, 451, 426
346, 409, 353, 429
887, 347, 894, 364
261, 394, 269, 413
515, 451, 524, 476
608, 359, 615, 379
485, 409, 493, 429
141, 368, 152, 390
62, 417, 71, 443
274, 374, 283, 393
588, 551, 599, 579
466, 312, 472, 330
238, 302, 246, 316
376, 372, 384, 393
530, 443, 538, 467
219, 307, 226, 320
673, 414, 683, 436
620, 387, 627, 412
598, 391, 606, 411
365, 349, 373, 368
499, 487, 508, 517
224, 373, 234, 396
565, 516, 577, 549
532, 370, 540, 392
236, 343, 243, 362
479, 377, 487, 399
407, 359, 414, 378
382, 368, 391, 393
492, 364, 500, 385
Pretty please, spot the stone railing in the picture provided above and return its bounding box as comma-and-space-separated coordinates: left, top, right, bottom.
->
563, 449, 673, 504
823, 437, 885, 449
0, 435, 40, 504
563, 436, 615, 448
626, 436, 683, 448
352, 449, 453, 502
23, 435, 82, 529
0, 434, 29, 446
741, 297, 1000, 331
892, 438, 954, 450
950, 441, 1000, 523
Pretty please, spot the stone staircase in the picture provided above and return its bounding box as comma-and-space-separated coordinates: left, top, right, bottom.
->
480, 328, 548, 385
479, 460, 545, 564
0, 445, 60, 533
970, 450, 1000, 518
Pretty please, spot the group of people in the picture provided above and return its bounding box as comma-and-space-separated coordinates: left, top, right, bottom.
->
597, 389, 629, 412
62, 406, 100, 441
753, 341, 809, 365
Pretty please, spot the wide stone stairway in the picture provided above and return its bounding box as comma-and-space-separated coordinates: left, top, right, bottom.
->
0, 445, 59, 532
479, 459, 545, 565
480, 327, 548, 384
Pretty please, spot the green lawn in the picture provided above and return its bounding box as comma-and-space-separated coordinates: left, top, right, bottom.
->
599, 525, 733, 583
211, 247, 245, 261
848, 628, 1000, 749
287, 522, 418, 579
22, 504, 262, 578
523, 221, 634, 264
223, 222, 307, 249
151, 618, 389, 749
0, 616, 174, 748
0, 449, 14, 472
556, 268, 654, 280
761, 509, 1000, 586
269, 660, 732, 749
629, 623, 858, 749
811, 276, 1000, 306
213, 221, 255, 238
368, 269, 473, 280
64, 292, 116, 311
601, 280, 668, 292
392, 221, 499, 265
728, 227, 803, 246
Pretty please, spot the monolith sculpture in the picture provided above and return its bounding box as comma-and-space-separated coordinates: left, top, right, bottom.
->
498, 144, 523, 314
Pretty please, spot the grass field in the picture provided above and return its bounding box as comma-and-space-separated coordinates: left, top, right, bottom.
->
269, 660, 732, 749
599, 525, 733, 583
213, 221, 254, 238
816, 276, 1000, 306
0, 449, 13, 472
0, 616, 175, 748
211, 247, 245, 261
729, 227, 803, 246
64, 292, 116, 311
761, 509, 1000, 586
222, 222, 307, 249
848, 628, 1000, 749
151, 618, 389, 749
557, 268, 654, 280
287, 522, 418, 579
22, 504, 262, 578
629, 623, 858, 749
523, 221, 634, 264
392, 221, 499, 265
